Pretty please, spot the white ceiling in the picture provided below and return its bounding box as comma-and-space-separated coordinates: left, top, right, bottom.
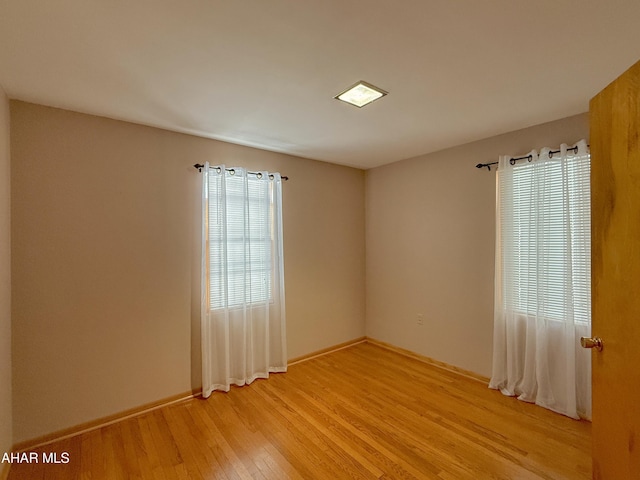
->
1, 1, 640, 169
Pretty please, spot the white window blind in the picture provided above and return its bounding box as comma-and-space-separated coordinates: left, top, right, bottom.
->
206, 169, 275, 309
498, 145, 591, 324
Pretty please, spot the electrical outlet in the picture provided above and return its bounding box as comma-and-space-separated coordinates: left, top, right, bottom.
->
417, 314, 424, 326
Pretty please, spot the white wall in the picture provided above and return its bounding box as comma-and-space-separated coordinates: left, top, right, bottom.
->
0, 87, 12, 456
10, 101, 365, 443
365, 113, 589, 377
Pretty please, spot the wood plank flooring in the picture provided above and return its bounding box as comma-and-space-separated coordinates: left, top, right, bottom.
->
7, 342, 591, 479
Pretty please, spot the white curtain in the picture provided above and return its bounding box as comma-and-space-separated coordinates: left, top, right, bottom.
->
201, 163, 287, 398
489, 141, 591, 420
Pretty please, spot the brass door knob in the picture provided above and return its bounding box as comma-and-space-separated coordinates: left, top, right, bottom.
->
580, 336, 603, 351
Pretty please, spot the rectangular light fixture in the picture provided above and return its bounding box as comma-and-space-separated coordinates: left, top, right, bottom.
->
335, 81, 388, 108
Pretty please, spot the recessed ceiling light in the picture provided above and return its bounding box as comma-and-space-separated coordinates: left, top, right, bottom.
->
334, 81, 388, 108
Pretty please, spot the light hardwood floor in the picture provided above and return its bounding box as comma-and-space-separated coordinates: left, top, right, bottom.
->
7, 342, 591, 479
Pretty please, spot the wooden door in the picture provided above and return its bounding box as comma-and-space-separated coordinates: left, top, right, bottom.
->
590, 59, 640, 479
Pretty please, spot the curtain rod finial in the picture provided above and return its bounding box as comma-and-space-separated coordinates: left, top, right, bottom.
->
476, 162, 496, 171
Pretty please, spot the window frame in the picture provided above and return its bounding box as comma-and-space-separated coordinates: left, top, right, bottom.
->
205, 170, 277, 311
498, 150, 591, 325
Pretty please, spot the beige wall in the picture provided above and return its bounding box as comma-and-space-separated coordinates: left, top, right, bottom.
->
10, 101, 365, 443
365, 113, 589, 377
0, 89, 12, 456
9, 98, 590, 444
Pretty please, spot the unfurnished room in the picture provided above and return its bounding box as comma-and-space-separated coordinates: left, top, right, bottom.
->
1, 1, 640, 479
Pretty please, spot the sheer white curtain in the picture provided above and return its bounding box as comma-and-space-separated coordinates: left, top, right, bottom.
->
201, 163, 287, 398
489, 141, 591, 420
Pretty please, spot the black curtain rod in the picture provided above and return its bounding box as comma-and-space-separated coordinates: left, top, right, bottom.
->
475, 145, 586, 172
193, 164, 289, 181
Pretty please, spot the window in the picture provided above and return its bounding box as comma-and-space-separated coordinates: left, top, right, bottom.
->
205, 168, 277, 309
498, 145, 590, 323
